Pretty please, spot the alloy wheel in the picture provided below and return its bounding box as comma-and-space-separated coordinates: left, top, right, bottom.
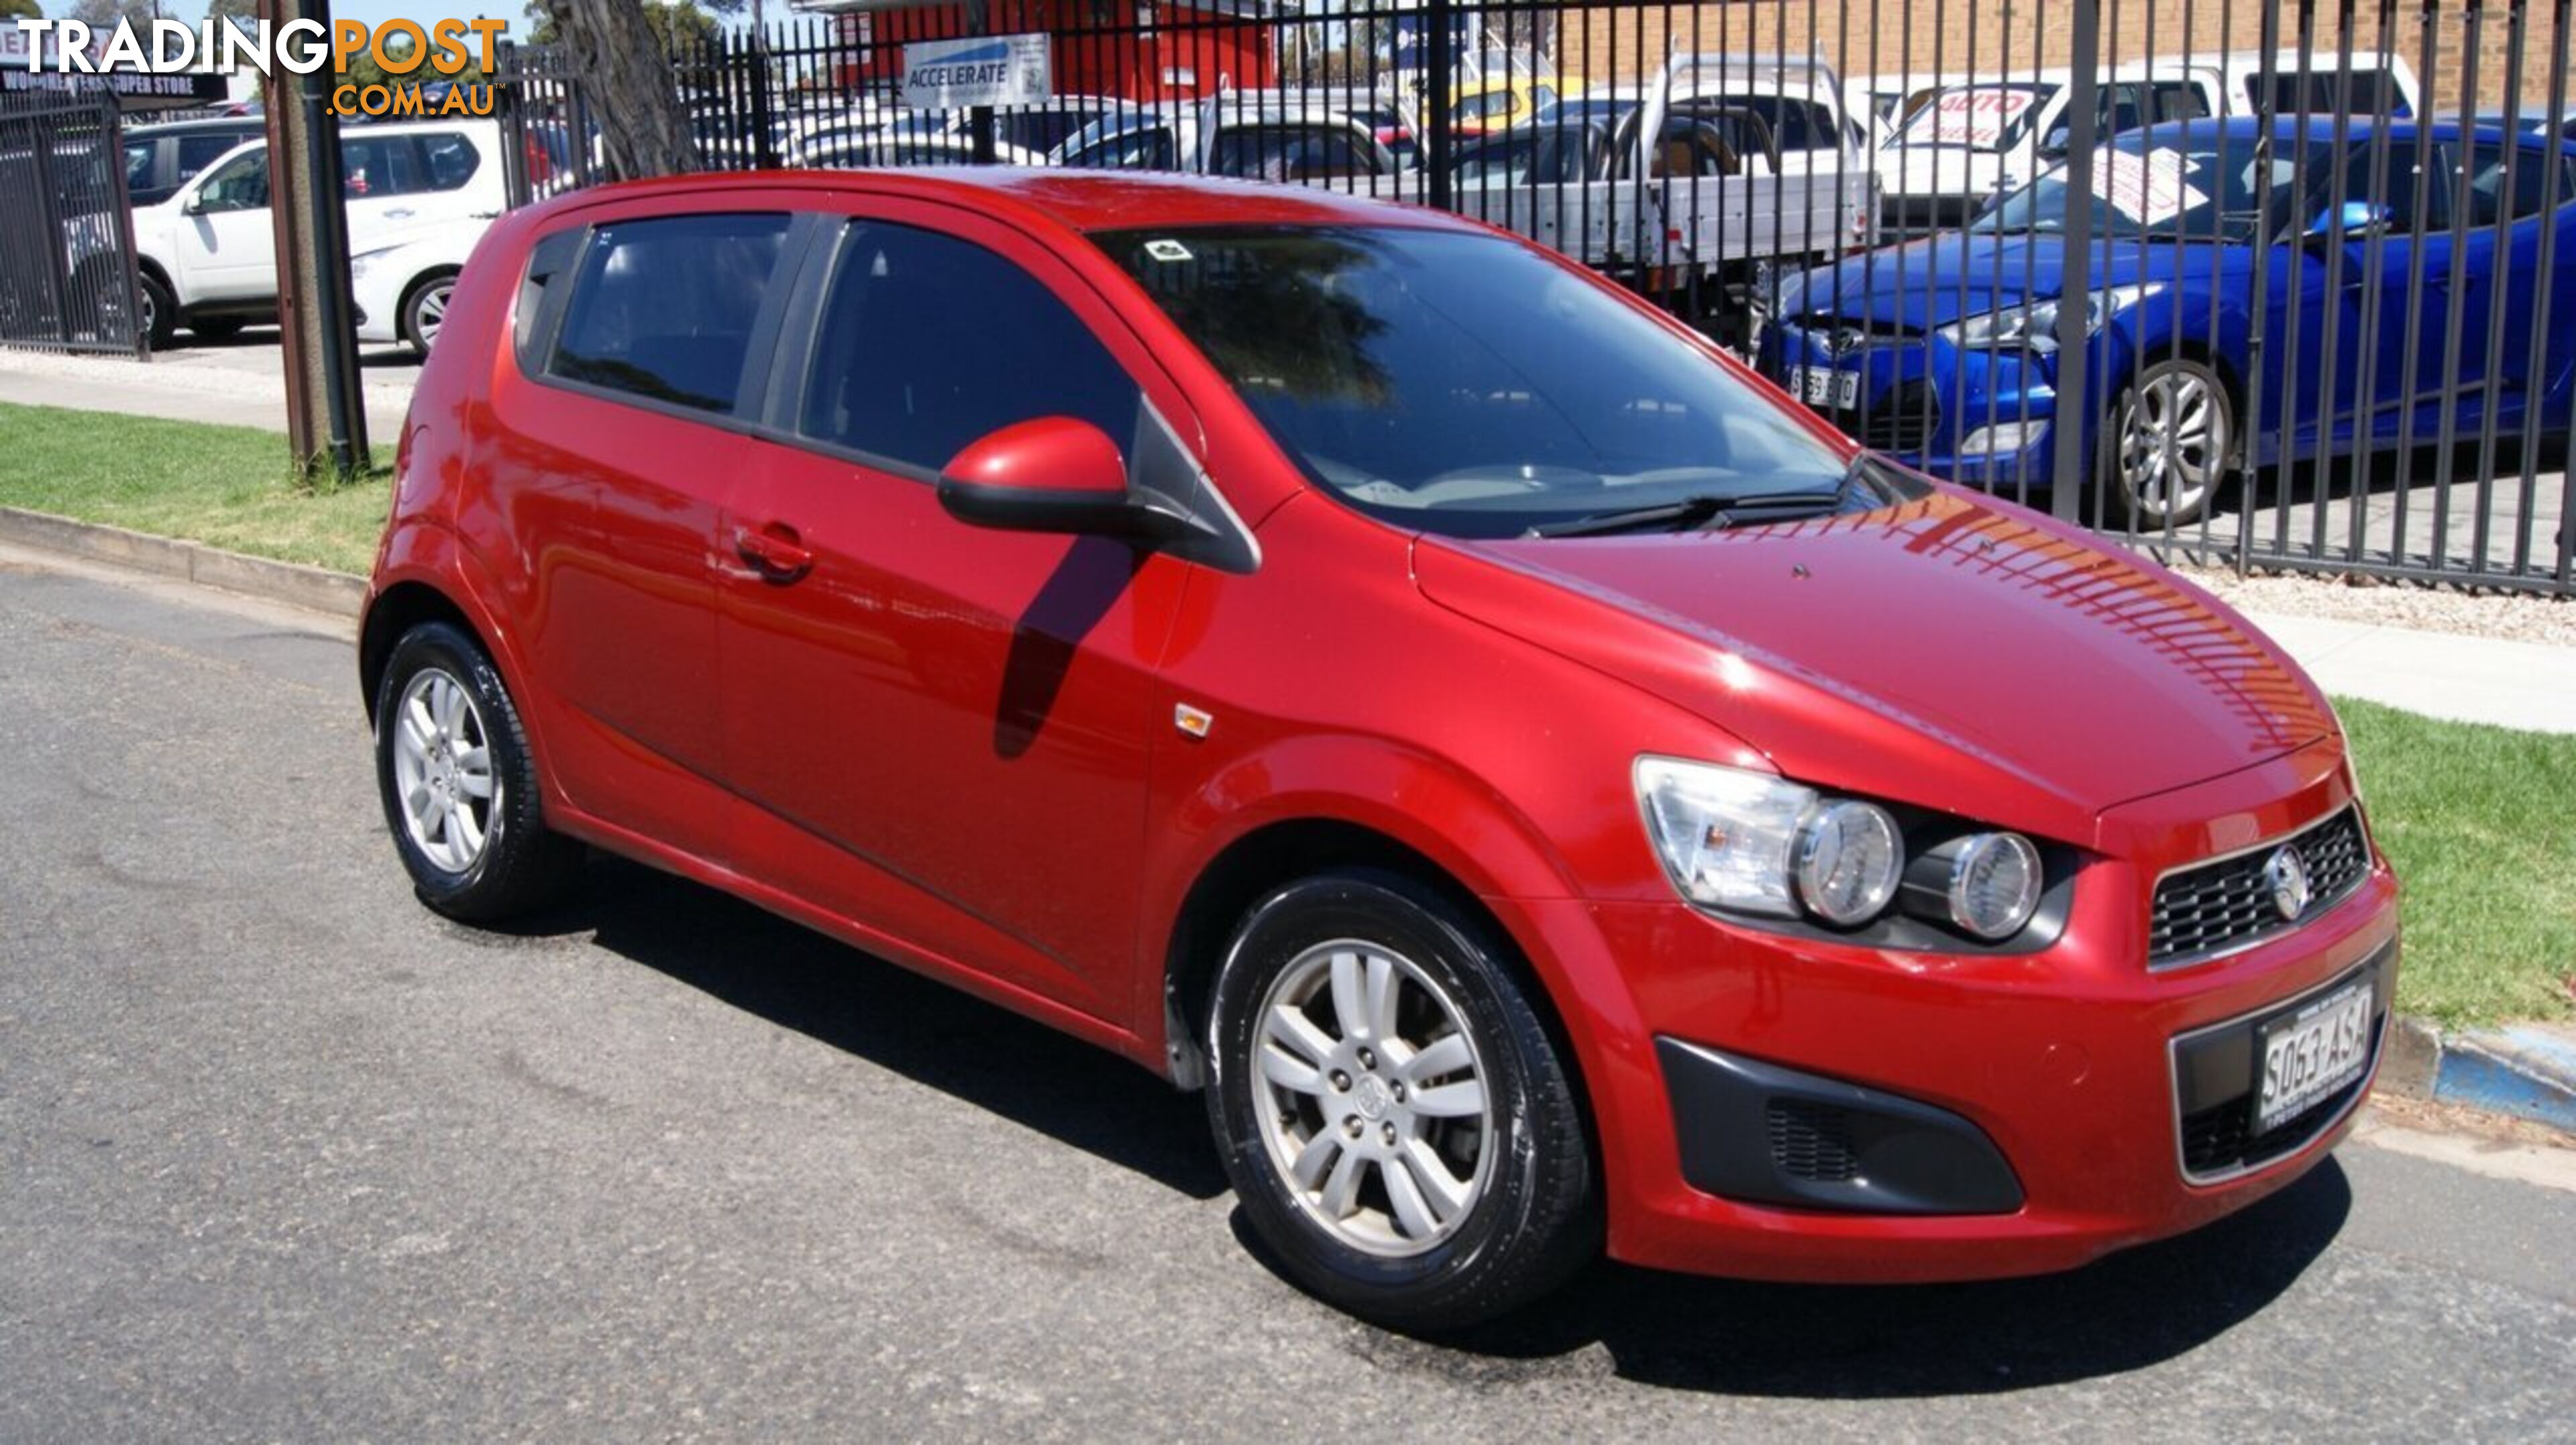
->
1249, 939, 1495, 1258
2118, 365, 2226, 523
411, 279, 451, 351
390, 666, 497, 873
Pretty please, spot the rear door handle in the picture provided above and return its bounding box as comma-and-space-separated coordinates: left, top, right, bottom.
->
734, 523, 813, 583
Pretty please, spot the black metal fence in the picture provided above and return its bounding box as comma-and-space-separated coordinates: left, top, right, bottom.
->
493, 0, 2571, 596
0, 94, 144, 358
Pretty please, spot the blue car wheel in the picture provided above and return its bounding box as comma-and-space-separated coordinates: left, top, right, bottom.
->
2107, 356, 2233, 530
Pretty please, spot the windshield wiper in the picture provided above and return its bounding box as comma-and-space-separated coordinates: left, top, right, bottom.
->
1526, 486, 1845, 539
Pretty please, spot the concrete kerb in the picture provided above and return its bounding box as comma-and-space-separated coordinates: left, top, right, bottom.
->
0, 506, 364, 619
2, 501, 2569, 1138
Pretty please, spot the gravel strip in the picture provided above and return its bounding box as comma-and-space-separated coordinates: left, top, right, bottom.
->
2164, 563, 2576, 647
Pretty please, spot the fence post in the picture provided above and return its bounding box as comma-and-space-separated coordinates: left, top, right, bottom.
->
2047, 0, 2101, 523
1424, 0, 1454, 211
749, 28, 782, 169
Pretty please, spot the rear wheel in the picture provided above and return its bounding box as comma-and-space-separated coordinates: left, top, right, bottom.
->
372, 621, 583, 922
1205, 870, 1596, 1332
2103, 356, 2232, 529
401, 271, 456, 356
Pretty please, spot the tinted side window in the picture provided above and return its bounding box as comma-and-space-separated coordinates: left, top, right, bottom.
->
340, 134, 423, 196
177, 131, 244, 177
2149, 81, 2212, 124
515, 225, 585, 370
195, 148, 269, 211
798, 222, 1140, 472
123, 138, 156, 193
417, 132, 482, 191
2456, 142, 2576, 224
2330, 142, 2440, 230
548, 213, 790, 416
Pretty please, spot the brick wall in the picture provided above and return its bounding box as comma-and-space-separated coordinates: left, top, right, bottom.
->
1558, 0, 2571, 113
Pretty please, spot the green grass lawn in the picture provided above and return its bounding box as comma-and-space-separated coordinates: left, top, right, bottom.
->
2337, 698, 2576, 1029
0, 402, 390, 575
0, 403, 2566, 1026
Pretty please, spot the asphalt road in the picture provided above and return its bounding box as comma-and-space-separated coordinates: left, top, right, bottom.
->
3, 550, 2572, 1441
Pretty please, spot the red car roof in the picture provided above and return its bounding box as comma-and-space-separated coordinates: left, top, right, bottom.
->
537, 166, 1477, 237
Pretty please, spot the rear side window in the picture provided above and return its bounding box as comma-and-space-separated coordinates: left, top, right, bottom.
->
514, 226, 584, 369
417, 132, 482, 191
797, 222, 1139, 472
339, 133, 423, 196
2251, 68, 2406, 118
176, 131, 243, 177
2455, 142, 2576, 225
547, 213, 791, 416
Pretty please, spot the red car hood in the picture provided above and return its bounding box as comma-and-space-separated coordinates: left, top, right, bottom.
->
1413, 490, 2334, 836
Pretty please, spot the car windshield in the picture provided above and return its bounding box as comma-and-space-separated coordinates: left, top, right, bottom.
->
1896, 83, 2057, 151
1973, 131, 2298, 241
1095, 225, 1859, 538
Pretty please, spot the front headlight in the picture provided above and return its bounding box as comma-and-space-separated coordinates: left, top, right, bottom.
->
1937, 282, 2160, 354
1636, 757, 1812, 918
1635, 759, 1907, 926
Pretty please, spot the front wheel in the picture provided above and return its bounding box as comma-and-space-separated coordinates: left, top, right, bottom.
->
1205, 871, 1596, 1332
372, 621, 583, 921
2102, 356, 2233, 529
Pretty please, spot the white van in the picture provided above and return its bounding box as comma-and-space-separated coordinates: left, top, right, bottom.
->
129, 119, 506, 348
1874, 50, 2422, 235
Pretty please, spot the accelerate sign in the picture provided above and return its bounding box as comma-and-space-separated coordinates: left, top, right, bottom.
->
900, 33, 1050, 109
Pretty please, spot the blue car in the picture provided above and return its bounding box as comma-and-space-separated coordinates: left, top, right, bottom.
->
1761, 117, 2576, 526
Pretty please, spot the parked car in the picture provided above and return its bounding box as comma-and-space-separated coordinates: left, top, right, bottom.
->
1762, 117, 2576, 525
787, 119, 1043, 168
119, 116, 263, 207
1354, 53, 1879, 335
350, 215, 488, 356
362, 166, 2399, 1330
1054, 94, 1401, 182
1876, 51, 2421, 236
129, 119, 506, 347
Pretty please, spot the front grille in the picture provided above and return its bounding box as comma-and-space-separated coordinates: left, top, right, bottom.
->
1766, 1099, 1861, 1183
2149, 807, 2370, 966
1809, 380, 1939, 454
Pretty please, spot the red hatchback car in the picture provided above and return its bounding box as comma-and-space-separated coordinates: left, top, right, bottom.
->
362, 168, 2398, 1330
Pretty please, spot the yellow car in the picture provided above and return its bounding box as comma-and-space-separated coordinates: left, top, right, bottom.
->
1448, 74, 1584, 138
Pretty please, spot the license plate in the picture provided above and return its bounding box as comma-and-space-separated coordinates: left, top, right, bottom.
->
1787, 364, 1862, 410
2254, 981, 2373, 1134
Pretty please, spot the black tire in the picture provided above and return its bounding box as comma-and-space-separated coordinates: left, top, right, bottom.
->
372, 621, 583, 922
400, 270, 457, 357
138, 271, 176, 352
2100, 356, 2233, 531
188, 315, 245, 342
1205, 869, 1597, 1332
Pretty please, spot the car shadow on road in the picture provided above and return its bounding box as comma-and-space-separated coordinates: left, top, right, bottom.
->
494, 854, 1231, 1203
1288, 1153, 2354, 1397
499, 856, 2350, 1395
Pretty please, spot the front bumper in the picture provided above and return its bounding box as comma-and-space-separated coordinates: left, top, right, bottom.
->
1525, 746, 2400, 1284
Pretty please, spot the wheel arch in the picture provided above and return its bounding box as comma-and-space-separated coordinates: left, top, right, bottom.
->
359, 578, 482, 724
1156, 816, 1608, 1188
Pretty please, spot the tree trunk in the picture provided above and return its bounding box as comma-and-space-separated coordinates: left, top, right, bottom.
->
547, 0, 699, 179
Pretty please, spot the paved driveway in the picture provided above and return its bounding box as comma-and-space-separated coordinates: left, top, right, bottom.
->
1, 549, 2571, 1440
